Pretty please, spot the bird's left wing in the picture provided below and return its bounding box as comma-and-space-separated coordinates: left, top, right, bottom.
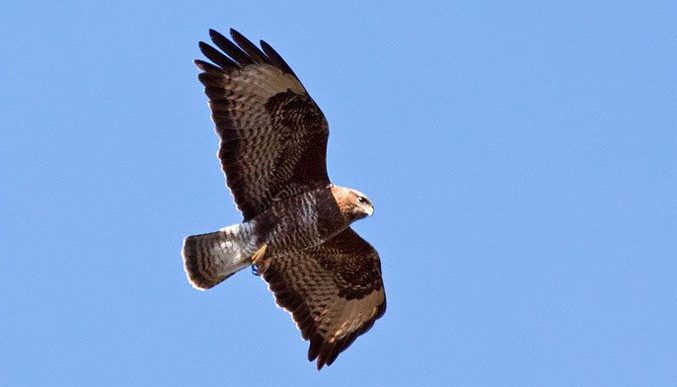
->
256, 228, 386, 369
195, 29, 330, 221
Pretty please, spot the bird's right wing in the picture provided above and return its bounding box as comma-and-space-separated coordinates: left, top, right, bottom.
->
257, 228, 386, 369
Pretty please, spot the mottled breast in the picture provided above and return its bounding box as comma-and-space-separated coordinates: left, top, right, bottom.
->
252, 185, 347, 255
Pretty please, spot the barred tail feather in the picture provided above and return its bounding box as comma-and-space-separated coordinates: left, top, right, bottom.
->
182, 224, 254, 289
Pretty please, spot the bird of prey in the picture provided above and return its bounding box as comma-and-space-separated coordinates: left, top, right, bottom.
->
182, 29, 386, 370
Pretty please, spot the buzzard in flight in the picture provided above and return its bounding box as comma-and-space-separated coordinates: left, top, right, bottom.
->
182, 29, 386, 369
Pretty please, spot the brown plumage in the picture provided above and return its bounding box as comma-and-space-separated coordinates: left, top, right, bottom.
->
258, 228, 385, 369
183, 28, 386, 370
195, 28, 329, 221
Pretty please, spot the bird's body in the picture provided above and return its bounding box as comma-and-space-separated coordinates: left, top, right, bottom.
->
253, 185, 348, 255
183, 29, 385, 369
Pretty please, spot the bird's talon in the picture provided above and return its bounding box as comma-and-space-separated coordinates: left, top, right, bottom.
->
251, 244, 268, 274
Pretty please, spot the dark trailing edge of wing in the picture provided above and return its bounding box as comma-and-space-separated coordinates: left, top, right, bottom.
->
309, 300, 386, 370
194, 28, 329, 221
261, 229, 387, 370
263, 259, 386, 370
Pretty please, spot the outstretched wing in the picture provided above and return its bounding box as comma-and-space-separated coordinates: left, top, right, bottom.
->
195, 29, 330, 221
258, 228, 386, 369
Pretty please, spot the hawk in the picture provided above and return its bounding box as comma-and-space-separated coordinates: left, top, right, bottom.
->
182, 29, 386, 369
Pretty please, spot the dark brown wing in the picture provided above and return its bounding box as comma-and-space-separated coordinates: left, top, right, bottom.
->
195, 29, 330, 221
258, 228, 386, 370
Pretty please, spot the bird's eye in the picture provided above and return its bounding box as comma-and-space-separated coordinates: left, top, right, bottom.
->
358, 196, 367, 204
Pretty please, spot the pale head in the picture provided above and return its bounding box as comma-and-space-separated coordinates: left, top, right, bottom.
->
331, 185, 374, 222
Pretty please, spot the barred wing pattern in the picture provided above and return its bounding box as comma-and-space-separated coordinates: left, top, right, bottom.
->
195, 29, 330, 221
258, 228, 387, 369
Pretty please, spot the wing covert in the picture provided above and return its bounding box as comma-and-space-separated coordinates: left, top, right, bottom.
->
195, 29, 330, 221
257, 228, 386, 369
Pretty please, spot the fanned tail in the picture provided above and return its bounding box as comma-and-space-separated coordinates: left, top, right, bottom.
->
182, 224, 254, 289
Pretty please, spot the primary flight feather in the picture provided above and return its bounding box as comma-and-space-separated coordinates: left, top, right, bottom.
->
183, 28, 386, 370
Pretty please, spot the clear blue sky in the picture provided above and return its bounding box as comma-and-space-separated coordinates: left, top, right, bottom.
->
2, 1, 676, 386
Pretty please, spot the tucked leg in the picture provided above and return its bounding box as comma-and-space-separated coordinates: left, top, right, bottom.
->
251, 244, 269, 275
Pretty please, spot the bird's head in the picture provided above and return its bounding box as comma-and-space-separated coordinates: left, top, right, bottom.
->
332, 186, 374, 222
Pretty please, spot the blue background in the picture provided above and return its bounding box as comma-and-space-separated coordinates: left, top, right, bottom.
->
2, 1, 675, 386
